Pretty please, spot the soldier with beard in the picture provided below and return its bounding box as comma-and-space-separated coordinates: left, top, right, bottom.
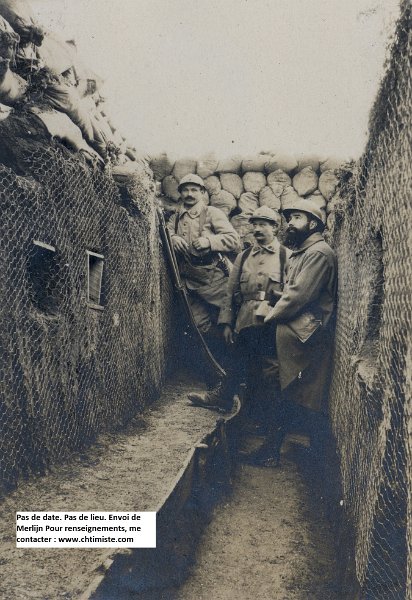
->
258, 200, 337, 467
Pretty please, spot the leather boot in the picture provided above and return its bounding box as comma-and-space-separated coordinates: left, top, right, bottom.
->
245, 426, 285, 467
188, 381, 234, 413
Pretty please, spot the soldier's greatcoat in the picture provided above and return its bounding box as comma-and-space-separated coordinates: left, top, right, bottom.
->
270, 232, 338, 412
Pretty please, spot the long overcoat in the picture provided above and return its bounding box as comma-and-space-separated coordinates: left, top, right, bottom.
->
269, 232, 337, 412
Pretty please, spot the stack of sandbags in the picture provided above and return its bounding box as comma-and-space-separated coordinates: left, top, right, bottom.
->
0, 0, 140, 170
154, 152, 346, 244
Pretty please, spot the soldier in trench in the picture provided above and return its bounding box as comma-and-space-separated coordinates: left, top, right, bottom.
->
167, 173, 241, 392
257, 199, 338, 467
188, 206, 290, 424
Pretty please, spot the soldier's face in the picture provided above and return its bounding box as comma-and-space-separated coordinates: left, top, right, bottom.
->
252, 219, 278, 245
180, 184, 204, 207
285, 211, 313, 247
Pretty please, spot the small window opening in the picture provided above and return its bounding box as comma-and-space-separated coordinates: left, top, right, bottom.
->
27, 240, 59, 314
87, 251, 104, 309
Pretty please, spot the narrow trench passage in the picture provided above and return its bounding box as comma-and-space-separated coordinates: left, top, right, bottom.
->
171, 443, 340, 600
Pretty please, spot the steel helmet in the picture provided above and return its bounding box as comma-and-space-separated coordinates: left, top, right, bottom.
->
282, 199, 326, 225
177, 173, 205, 192
249, 206, 281, 225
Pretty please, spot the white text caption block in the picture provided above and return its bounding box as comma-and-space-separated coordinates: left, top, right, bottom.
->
16, 511, 156, 548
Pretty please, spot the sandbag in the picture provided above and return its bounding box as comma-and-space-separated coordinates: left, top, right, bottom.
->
243, 171, 266, 195
305, 190, 326, 209
149, 153, 174, 181
241, 154, 268, 173
267, 169, 291, 197
172, 158, 197, 181
37, 32, 73, 77
204, 175, 221, 196
29, 106, 103, 164
216, 156, 242, 174
220, 173, 243, 199
267, 169, 291, 186
43, 80, 94, 141
112, 160, 149, 187
318, 170, 338, 200
280, 185, 300, 209
230, 213, 254, 246
196, 156, 218, 178
162, 175, 180, 202
0, 14, 18, 60
296, 155, 320, 173
259, 186, 281, 210
265, 153, 298, 174
209, 189, 236, 216
238, 191, 259, 215
0, 0, 43, 45
320, 157, 344, 173
292, 166, 318, 196
0, 57, 27, 104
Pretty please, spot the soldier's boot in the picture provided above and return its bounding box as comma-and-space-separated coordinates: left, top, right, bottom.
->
246, 426, 285, 467
188, 381, 234, 414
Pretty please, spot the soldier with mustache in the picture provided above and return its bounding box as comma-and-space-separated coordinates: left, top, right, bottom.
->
189, 206, 289, 420
167, 174, 240, 393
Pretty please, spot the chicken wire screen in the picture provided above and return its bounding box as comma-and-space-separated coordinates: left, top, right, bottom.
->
329, 3, 411, 598
0, 124, 174, 493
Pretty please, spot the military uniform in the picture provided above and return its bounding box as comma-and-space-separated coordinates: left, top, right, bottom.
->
218, 234, 289, 421
167, 200, 240, 333
269, 232, 337, 412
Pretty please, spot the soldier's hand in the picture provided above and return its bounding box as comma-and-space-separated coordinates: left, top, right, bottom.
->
264, 307, 277, 323
172, 236, 190, 257
192, 237, 211, 251
223, 325, 234, 345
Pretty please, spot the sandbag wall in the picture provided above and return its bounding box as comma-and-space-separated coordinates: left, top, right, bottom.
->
0, 0, 143, 180
152, 153, 344, 244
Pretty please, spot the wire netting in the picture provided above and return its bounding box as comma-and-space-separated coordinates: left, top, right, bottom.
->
329, 2, 411, 598
0, 113, 175, 495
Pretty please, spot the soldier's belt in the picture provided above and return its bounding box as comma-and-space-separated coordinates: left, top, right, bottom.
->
187, 253, 217, 266
241, 291, 267, 301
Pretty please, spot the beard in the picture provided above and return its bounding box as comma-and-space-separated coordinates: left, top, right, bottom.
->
284, 225, 311, 249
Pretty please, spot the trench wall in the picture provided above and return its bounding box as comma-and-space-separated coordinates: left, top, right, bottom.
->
0, 111, 175, 494
328, 2, 411, 598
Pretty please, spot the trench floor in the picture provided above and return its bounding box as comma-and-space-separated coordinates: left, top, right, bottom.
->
172, 450, 340, 600
0, 373, 217, 600
0, 372, 340, 600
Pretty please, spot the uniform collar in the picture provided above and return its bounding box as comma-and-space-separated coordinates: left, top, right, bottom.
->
251, 238, 279, 255
179, 199, 206, 218
290, 232, 324, 256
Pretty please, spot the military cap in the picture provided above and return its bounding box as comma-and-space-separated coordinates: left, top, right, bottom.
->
282, 200, 326, 225
177, 173, 205, 192
249, 206, 281, 225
